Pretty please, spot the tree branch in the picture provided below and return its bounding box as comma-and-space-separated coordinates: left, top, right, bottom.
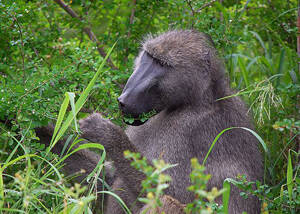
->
196, 0, 217, 13
186, 0, 195, 16
297, 0, 300, 74
129, 0, 137, 29
123, 0, 137, 63
185, 0, 195, 28
4, 10, 26, 80
54, 0, 118, 70
297, 0, 300, 164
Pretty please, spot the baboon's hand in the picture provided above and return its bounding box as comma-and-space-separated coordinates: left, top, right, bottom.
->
79, 113, 120, 148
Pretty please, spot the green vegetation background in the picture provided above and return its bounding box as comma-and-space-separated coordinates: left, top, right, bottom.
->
0, 0, 299, 213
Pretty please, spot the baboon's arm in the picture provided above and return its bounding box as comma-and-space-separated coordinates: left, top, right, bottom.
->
35, 126, 114, 186
79, 113, 146, 197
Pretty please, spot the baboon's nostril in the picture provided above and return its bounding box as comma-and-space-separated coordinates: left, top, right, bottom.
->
117, 97, 125, 108
119, 101, 125, 107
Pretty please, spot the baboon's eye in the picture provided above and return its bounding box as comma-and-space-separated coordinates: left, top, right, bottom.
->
146, 79, 160, 94
147, 81, 159, 95
150, 54, 166, 67
155, 59, 165, 67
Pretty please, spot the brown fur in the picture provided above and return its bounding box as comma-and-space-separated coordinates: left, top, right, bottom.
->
140, 195, 186, 214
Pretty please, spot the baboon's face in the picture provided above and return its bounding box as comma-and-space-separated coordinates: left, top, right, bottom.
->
118, 52, 165, 126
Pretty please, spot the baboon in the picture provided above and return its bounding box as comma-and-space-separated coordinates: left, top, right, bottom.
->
37, 30, 263, 214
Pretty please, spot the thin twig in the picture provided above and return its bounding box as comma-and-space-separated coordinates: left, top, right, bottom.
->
186, 0, 195, 16
5, 11, 26, 80
297, 0, 300, 165
127, 0, 136, 38
53, 0, 118, 70
297, 1, 300, 74
54, 0, 79, 18
196, 0, 217, 13
185, 0, 195, 28
219, 0, 223, 22
124, 0, 137, 63
129, 0, 137, 29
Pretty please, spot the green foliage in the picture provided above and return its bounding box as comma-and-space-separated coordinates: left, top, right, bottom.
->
185, 158, 225, 214
0, 0, 299, 213
124, 152, 226, 214
0, 137, 103, 213
124, 150, 176, 212
0, 33, 113, 212
273, 118, 300, 134
225, 166, 299, 213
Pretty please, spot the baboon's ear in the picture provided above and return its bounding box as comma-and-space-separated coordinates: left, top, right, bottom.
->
201, 32, 216, 48
203, 50, 212, 69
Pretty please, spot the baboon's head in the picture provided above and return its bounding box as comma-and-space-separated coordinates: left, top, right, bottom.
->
118, 30, 224, 125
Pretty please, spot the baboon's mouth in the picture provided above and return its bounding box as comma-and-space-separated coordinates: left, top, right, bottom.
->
121, 112, 148, 126
121, 110, 158, 126
120, 108, 158, 126
123, 118, 147, 126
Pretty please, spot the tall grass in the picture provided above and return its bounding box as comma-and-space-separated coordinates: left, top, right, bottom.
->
0, 43, 131, 213
223, 31, 299, 213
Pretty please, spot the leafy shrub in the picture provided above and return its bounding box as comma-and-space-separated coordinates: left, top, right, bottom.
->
0, 0, 299, 213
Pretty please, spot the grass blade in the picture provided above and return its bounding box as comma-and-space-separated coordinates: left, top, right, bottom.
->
276, 48, 285, 86
277, 48, 285, 74
202, 127, 234, 165
42, 143, 105, 180
203, 127, 268, 166
223, 179, 231, 214
67, 92, 78, 132
50, 42, 116, 149
287, 150, 293, 201
0, 208, 26, 213
250, 31, 267, 58
50, 92, 70, 146
280, 184, 284, 211
238, 127, 268, 153
98, 191, 131, 214
0, 169, 3, 208
238, 57, 249, 88
289, 69, 298, 83
60, 134, 75, 158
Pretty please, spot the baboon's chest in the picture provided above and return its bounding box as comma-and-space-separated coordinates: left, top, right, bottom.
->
126, 118, 191, 162
128, 127, 168, 159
